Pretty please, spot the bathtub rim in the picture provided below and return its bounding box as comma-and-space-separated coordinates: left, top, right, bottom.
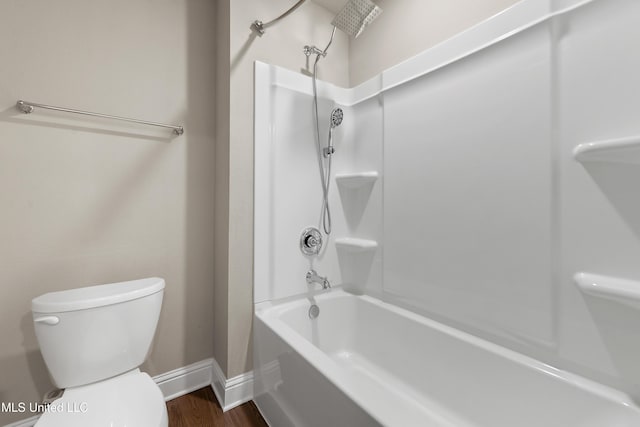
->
255, 289, 464, 427
255, 288, 640, 425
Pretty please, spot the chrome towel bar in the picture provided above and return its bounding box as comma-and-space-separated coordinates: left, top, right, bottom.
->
16, 100, 184, 135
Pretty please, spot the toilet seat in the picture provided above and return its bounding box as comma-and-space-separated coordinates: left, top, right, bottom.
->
35, 370, 167, 427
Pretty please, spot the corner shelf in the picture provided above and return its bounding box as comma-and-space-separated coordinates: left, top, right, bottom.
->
335, 172, 379, 229
335, 238, 378, 252
573, 135, 640, 164
335, 171, 379, 189
573, 272, 640, 307
335, 238, 378, 288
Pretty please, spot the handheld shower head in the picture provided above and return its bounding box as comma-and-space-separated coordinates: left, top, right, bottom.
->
331, 0, 382, 38
330, 108, 343, 128
324, 108, 343, 158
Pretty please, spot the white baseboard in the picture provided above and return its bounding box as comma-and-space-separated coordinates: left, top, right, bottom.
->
210, 358, 254, 411
3, 358, 223, 427
154, 358, 214, 401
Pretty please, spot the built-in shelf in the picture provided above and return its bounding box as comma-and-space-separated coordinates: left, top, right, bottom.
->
335, 171, 379, 189
573, 135, 640, 164
335, 238, 378, 288
335, 172, 379, 229
335, 238, 378, 252
573, 272, 640, 307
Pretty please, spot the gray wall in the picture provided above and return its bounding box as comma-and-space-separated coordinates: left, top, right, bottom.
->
0, 1, 216, 424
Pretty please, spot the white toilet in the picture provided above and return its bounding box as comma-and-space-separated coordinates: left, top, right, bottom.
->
31, 277, 168, 427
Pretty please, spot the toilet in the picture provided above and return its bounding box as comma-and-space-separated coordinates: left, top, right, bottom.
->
31, 277, 168, 427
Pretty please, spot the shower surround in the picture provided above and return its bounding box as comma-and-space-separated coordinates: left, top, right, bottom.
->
253, 0, 640, 425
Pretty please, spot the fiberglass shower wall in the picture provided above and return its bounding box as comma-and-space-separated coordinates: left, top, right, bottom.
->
381, 0, 640, 401
255, 0, 640, 404
253, 63, 384, 303
383, 21, 554, 350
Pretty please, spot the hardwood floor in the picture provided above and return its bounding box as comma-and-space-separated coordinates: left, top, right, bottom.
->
167, 387, 268, 427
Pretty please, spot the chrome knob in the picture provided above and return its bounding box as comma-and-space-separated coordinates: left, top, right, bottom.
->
305, 235, 318, 247
300, 227, 322, 256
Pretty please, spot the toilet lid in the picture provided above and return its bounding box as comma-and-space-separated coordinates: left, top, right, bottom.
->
32, 277, 165, 313
35, 371, 167, 427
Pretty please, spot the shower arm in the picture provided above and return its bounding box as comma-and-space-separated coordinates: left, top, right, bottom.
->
322, 26, 337, 56
251, 0, 307, 36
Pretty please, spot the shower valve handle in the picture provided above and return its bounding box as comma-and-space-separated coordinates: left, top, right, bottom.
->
300, 227, 323, 256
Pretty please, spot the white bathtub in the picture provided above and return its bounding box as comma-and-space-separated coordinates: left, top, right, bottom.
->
253, 290, 640, 427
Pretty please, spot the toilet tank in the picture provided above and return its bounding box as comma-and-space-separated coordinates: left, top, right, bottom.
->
32, 278, 165, 389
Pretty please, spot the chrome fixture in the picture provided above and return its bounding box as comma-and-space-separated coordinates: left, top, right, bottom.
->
16, 100, 184, 135
308, 304, 320, 319
306, 269, 331, 290
307, 0, 382, 236
251, 0, 307, 36
331, 107, 344, 127
323, 108, 343, 157
331, 0, 383, 38
304, 26, 337, 67
300, 227, 323, 256
302, 0, 382, 59
303, 45, 326, 58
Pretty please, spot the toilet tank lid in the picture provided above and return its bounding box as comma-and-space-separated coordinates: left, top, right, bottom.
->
32, 277, 165, 313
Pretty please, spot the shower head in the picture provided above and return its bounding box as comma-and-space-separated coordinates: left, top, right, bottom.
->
324, 108, 344, 157
331, 0, 382, 38
330, 108, 343, 128
304, 0, 381, 60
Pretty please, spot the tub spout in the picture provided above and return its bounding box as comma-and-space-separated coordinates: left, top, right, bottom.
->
306, 269, 330, 289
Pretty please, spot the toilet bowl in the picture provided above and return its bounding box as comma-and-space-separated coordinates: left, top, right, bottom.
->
31, 277, 168, 427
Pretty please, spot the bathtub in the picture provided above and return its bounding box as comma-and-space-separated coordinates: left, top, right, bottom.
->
253, 290, 640, 427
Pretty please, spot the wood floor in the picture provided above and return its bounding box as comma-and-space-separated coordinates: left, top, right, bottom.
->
167, 387, 268, 427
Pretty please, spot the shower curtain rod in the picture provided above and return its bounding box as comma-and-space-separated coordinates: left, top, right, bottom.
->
16, 100, 184, 135
251, 0, 306, 35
